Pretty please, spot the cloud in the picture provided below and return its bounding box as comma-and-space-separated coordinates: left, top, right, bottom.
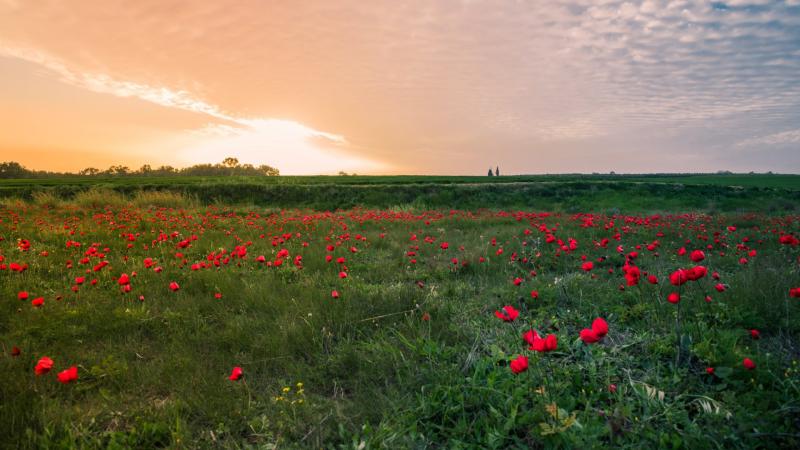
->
737, 129, 800, 147
1, 0, 799, 173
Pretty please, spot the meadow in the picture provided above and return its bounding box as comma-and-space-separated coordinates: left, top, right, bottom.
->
1, 178, 799, 449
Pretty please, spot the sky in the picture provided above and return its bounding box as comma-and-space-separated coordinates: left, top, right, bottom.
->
1, 0, 799, 175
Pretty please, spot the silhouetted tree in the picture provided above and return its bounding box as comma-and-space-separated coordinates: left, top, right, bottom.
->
488, 168, 493, 177
0, 161, 27, 178
222, 157, 240, 168
495, 166, 500, 176
79, 167, 100, 176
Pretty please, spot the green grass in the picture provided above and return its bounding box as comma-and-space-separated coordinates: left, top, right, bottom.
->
1, 174, 799, 212
1, 200, 799, 448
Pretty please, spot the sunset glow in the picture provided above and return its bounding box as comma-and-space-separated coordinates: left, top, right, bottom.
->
1, 1, 799, 174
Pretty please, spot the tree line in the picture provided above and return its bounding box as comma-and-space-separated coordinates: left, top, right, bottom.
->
0, 157, 279, 179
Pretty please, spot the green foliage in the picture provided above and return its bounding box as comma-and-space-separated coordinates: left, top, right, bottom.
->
0, 199, 798, 448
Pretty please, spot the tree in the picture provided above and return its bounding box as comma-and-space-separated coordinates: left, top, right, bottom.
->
0, 161, 29, 178
487, 168, 493, 177
138, 164, 152, 175
79, 167, 100, 176
258, 165, 280, 176
495, 166, 500, 176
222, 157, 240, 168
109, 165, 130, 176
156, 165, 177, 174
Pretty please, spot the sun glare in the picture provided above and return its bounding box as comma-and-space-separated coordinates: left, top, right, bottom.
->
179, 119, 386, 175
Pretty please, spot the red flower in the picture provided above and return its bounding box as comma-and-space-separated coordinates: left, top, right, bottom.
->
513, 277, 523, 286
18, 291, 29, 300
687, 266, 707, 281
706, 367, 715, 375
31, 297, 44, 307
510, 355, 528, 374
690, 250, 705, 262
494, 305, 520, 322
591, 317, 608, 338
11, 346, 20, 357
35, 356, 54, 375
669, 269, 689, 286
791, 287, 800, 298
530, 290, 539, 299
667, 292, 680, 304
714, 283, 726, 292
229, 366, 243, 381
750, 329, 760, 339
338, 271, 348, 279
647, 275, 658, 284
581, 261, 594, 272
743, 358, 756, 370
527, 330, 558, 353
169, 281, 180, 291
57, 366, 78, 384
118, 273, 130, 285
579, 328, 600, 343
331, 290, 340, 299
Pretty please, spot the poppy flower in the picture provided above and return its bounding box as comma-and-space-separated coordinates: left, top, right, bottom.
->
527, 330, 558, 352
687, 266, 707, 281
18, 291, 29, 300
494, 305, 520, 322
229, 366, 243, 381
591, 317, 608, 337
706, 367, 715, 375
530, 290, 539, 299
690, 250, 705, 262
214, 293, 222, 299
581, 262, 594, 272
579, 328, 600, 343
791, 287, 800, 298
118, 273, 130, 285
31, 297, 44, 307
338, 271, 348, 279
647, 275, 658, 284
667, 292, 680, 304
169, 281, 180, 291
510, 355, 528, 374
11, 346, 20, 357
743, 358, 756, 370
669, 269, 689, 286
714, 283, 726, 292
331, 290, 339, 299
750, 329, 760, 339
421, 312, 430, 321
513, 277, 523, 286
57, 366, 78, 384
35, 356, 54, 375
608, 384, 617, 393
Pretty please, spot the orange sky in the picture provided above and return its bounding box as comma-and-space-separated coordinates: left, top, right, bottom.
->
1, 1, 799, 174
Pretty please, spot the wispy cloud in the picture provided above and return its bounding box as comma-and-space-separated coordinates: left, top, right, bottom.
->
737, 129, 800, 147
1, 0, 799, 173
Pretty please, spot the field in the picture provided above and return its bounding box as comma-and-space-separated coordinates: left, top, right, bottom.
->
1, 177, 799, 448
1, 173, 799, 212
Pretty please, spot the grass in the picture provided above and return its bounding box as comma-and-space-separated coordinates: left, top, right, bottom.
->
1, 174, 799, 212
0, 193, 799, 448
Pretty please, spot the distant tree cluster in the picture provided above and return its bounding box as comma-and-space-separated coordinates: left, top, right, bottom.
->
0, 158, 280, 179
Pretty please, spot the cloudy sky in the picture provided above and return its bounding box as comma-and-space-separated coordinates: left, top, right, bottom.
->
1, 0, 798, 174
